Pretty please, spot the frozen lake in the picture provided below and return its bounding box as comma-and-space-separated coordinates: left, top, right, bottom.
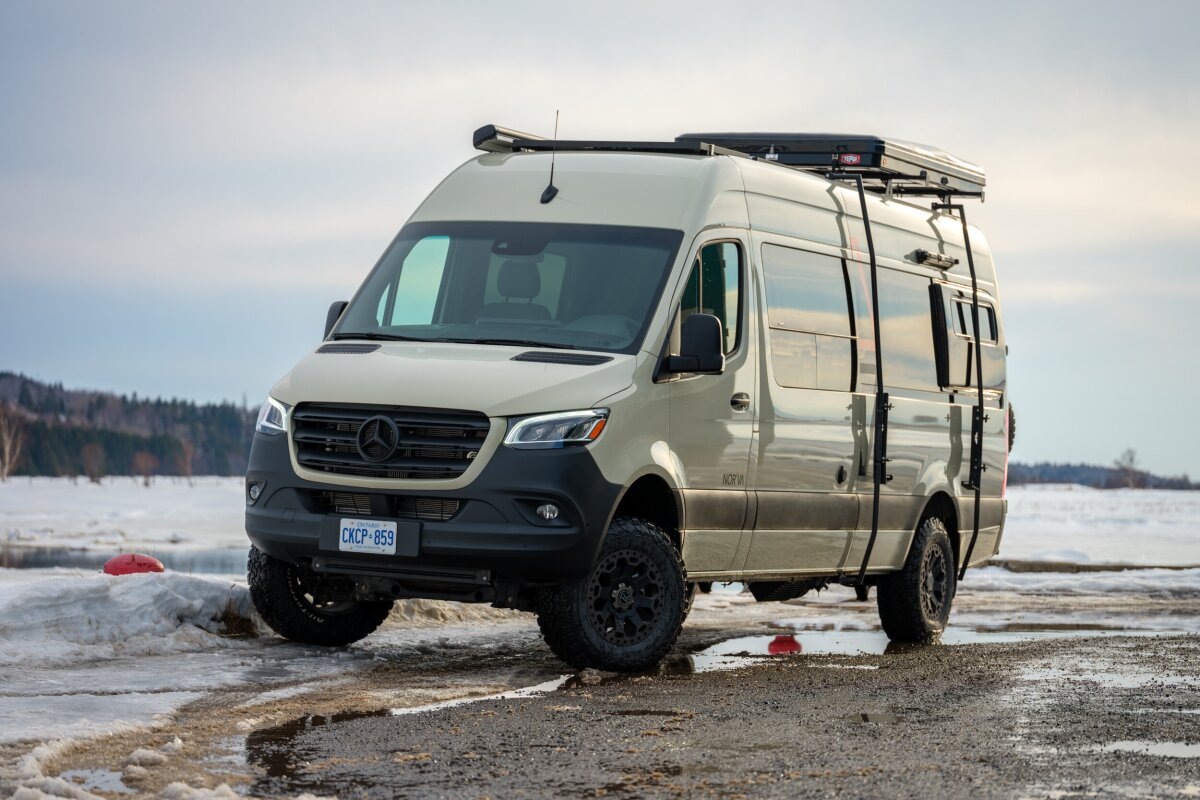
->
2, 477, 1198, 570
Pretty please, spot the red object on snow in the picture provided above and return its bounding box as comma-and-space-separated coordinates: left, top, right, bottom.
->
768, 634, 802, 655
103, 553, 165, 575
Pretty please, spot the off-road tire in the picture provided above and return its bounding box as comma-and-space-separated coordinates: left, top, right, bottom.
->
682, 582, 700, 620
876, 517, 956, 643
537, 517, 687, 672
247, 546, 393, 647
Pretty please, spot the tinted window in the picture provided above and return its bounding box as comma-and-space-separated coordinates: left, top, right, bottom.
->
762, 245, 855, 391
876, 269, 939, 392
337, 222, 683, 354
953, 299, 998, 343
680, 241, 741, 354
762, 245, 852, 337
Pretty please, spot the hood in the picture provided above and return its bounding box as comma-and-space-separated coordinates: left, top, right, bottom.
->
271, 342, 637, 417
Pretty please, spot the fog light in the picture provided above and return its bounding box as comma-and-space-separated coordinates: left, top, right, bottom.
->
247, 481, 263, 505
536, 504, 559, 521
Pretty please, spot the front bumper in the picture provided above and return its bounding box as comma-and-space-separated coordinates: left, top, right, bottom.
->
244, 430, 621, 585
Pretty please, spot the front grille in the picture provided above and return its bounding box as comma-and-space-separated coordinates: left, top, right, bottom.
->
293, 403, 490, 480
394, 497, 462, 521
310, 491, 462, 522
317, 491, 373, 515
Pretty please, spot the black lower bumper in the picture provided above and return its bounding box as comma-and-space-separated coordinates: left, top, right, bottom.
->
244, 431, 621, 586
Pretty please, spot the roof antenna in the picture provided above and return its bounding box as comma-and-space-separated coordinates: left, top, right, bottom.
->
540, 110, 559, 204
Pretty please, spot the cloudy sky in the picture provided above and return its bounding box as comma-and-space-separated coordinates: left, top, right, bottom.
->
1, 1, 1198, 474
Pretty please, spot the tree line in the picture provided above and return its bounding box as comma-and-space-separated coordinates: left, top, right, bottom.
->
0, 372, 255, 480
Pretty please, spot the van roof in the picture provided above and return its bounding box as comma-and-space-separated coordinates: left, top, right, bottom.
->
409, 147, 995, 289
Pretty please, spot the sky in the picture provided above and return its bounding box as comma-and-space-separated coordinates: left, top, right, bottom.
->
1, 1, 1198, 475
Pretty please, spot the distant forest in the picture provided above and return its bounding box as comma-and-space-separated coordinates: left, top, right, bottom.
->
0, 372, 255, 478
1007, 461, 1195, 490
0, 371, 1195, 487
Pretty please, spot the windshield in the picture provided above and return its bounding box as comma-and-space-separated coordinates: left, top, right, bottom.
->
334, 222, 684, 353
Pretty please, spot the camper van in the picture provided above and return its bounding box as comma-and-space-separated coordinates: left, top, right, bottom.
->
245, 126, 1010, 672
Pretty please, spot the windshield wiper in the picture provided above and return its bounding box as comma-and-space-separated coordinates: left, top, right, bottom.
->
444, 338, 582, 350
330, 331, 432, 342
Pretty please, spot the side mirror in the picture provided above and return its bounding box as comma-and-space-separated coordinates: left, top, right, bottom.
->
324, 300, 348, 339
667, 313, 725, 374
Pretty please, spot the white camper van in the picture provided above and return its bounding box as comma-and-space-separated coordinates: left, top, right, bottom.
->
245, 126, 1009, 672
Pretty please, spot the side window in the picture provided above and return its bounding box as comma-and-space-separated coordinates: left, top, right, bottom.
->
936, 287, 1005, 390
762, 245, 855, 391
952, 299, 998, 343
680, 242, 741, 354
386, 235, 450, 325
876, 269, 939, 392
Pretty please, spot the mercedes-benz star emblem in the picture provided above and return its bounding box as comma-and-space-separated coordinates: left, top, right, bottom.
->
356, 415, 399, 462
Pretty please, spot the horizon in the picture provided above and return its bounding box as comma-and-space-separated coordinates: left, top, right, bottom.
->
2, 2, 1198, 474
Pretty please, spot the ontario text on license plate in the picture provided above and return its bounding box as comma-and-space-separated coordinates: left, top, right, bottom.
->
338, 518, 397, 555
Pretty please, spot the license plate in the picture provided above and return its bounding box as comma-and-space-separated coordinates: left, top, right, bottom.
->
338, 518, 397, 555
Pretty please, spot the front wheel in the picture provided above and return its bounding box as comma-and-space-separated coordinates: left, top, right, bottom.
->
876, 517, 956, 643
537, 517, 687, 672
247, 546, 393, 646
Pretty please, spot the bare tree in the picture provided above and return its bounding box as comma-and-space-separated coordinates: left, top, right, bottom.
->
81, 442, 106, 484
0, 403, 25, 481
132, 450, 159, 487
1113, 448, 1140, 489
177, 438, 195, 486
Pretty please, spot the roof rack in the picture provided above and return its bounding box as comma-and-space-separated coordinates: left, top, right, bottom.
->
676, 133, 984, 198
472, 124, 984, 199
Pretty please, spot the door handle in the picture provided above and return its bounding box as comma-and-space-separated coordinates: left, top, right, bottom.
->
730, 392, 751, 411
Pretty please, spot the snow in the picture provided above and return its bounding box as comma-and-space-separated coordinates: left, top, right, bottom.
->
1000, 484, 1200, 566
1, 477, 1198, 790
0, 570, 254, 668
963, 565, 1200, 596
0, 476, 247, 558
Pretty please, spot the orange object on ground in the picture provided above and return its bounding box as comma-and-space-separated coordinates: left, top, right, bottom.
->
103, 553, 165, 575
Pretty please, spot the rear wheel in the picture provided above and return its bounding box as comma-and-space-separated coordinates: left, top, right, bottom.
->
537, 516, 686, 672
248, 546, 393, 646
876, 517, 956, 643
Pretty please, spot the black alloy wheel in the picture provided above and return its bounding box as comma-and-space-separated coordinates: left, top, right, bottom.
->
877, 517, 957, 643
586, 549, 665, 646
537, 516, 687, 672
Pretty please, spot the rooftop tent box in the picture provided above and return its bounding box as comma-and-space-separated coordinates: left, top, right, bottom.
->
674, 132, 985, 197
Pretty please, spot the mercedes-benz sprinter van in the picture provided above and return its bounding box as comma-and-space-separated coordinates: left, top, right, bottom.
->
246, 126, 1010, 672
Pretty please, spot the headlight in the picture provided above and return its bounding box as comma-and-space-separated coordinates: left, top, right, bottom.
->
255, 396, 290, 436
504, 409, 609, 449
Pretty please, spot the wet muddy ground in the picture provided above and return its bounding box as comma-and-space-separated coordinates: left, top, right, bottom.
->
10, 589, 1200, 799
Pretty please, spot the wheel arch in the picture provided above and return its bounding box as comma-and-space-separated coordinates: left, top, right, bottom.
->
609, 470, 683, 553
920, 491, 961, 569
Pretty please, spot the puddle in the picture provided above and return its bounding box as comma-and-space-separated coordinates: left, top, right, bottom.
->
59, 768, 134, 794
0, 545, 247, 574
846, 712, 903, 723
245, 709, 394, 796
1095, 740, 1200, 758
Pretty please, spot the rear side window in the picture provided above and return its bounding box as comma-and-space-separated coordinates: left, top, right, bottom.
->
875, 268, 939, 392
952, 299, 998, 343
680, 242, 741, 354
762, 245, 855, 391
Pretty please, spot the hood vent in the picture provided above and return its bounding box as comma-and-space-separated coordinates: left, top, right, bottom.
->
512, 351, 613, 366
317, 343, 381, 355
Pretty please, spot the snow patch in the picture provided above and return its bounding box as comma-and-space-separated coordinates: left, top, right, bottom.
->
0, 572, 257, 668
962, 566, 1200, 596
